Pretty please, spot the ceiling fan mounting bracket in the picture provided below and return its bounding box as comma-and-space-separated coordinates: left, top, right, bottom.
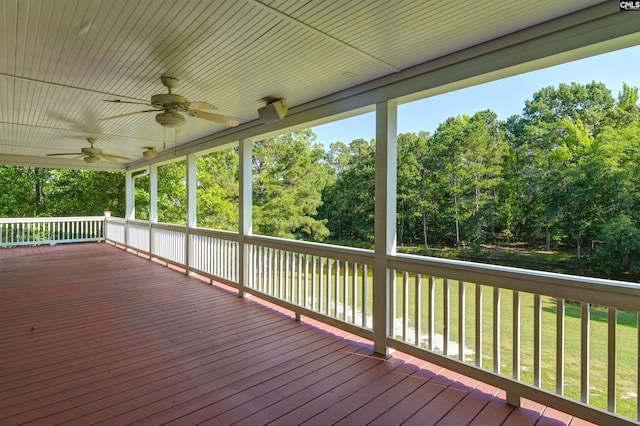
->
160, 76, 180, 92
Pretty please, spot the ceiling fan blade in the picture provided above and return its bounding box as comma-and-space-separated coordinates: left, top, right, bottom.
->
99, 109, 159, 121
181, 101, 216, 110
101, 154, 131, 162
188, 110, 239, 127
46, 152, 84, 156
104, 99, 152, 106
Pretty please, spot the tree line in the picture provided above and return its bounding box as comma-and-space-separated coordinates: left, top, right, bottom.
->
2, 81, 639, 275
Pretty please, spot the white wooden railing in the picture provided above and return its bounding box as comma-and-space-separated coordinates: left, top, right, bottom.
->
387, 255, 640, 425
100, 217, 639, 425
244, 235, 375, 340
0, 216, 105, 247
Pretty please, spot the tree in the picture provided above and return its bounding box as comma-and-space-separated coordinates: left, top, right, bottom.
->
319, 138, 376, 243
397, 132, 429, 246
197, 150, 239, 231
512, 82, 617, 251
596, 216, 640, 274
157, 161, 187, 225
253, 130, 331, 240
0, 166, 46, 217
46, 169, 125, 217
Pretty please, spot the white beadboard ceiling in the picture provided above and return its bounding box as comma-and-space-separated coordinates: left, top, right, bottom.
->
0, 0, 633, 171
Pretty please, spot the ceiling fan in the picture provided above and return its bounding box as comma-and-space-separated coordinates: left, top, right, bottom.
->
46, 138, 130, 163
101, 76, 240, 129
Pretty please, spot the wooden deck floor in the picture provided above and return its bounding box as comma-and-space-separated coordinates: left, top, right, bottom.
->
0, 243, 595, 426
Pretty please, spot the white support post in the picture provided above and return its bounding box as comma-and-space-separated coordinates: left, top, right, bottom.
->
125, 170, 134, 248
186, 154, 197, 274
125, 171, 135, 220
149, 164, 158, 256
149, 165, 158, 223
238, 139, 253, 299
373, 100, 397, 356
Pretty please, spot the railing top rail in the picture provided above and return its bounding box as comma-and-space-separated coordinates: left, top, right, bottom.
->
0, 216, 106, 224
126, 218, 154, 227
190, 227, 239, 241
150, 222, 187, 232
245, 234, 374, 265
105, 217, 126, 223
390, 253, 640, 311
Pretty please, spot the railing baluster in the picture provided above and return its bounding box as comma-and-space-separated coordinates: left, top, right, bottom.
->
476, 284, 483, 367
352, 263, 358, 324
444, 278, 450, 356
403, 271, 409, 341
459, 280, 466, 361
428, 276, 435, 351
279, 249, 284, 298
415, 274, 421, 346
608, 306, 616, 413
581, 302, 590, 404
311, 256, 321, 310
534, 294, 542, 387
494, 287, 501, 374
257, 246, 263, 291
304, 254, 310, 308
343, 261, 348, 321
557, 298, 565, 395
319, 257, 324, 313
362, 265, 368, 328
637, 311, 640, 422
254, 245, 259, 289
290, 252, 295, 304
513, 290, 521, 381
270, 248, 275, 295
334, 259, 339, 317
389, 269, 396, 338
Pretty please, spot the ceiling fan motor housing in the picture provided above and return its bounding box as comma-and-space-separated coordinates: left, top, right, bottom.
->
150, 93, 187, 108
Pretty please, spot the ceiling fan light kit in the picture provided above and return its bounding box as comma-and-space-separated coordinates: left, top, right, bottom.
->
155, 111, 186, 128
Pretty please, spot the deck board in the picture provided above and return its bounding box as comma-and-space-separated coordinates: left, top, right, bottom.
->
0, 243, 595, 425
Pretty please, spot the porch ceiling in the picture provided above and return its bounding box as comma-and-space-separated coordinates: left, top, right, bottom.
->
0, 0, 635, 171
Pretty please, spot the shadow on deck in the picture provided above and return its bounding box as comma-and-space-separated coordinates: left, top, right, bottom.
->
0, 243, 594, 425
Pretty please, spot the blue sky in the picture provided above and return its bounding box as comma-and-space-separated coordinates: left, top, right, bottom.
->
312, 45, 640, 146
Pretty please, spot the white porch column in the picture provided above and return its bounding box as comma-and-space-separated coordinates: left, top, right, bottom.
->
149, 164, 158, 223
125, 170, 134, 248
125, 170, 135, 220
149, 164, 158, 256
186, 154, 197, 228
238, 139, 253, 298
373, 100, 398, 356
185, 154, 197, 274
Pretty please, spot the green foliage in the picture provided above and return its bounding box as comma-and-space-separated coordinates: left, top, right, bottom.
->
319, 139, 375, 242
253, 130, 331, 240
596, 216, 640, 274
0, 166, 124, 218
197, 150, 239, 231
